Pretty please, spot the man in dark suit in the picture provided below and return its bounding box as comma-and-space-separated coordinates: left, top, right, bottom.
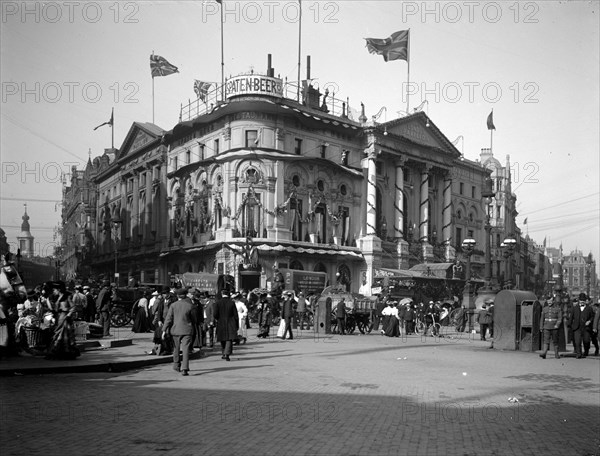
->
335, 298, 347, 335
214, 290, 239, 361
281, 291, 295, 340
570, 293, 595, 358
163, 288, 197, 376
202, 292, 216, 348
369, 295, 386, 333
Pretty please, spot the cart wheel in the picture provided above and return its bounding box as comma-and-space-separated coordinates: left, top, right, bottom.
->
345, 317, 356, 335
414, 320, 425, 335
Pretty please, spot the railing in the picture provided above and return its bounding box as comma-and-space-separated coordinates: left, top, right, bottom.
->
179, 78, 362, 123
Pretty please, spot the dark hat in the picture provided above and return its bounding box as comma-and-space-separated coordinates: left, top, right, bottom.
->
162, 285, 171, 293
102, 280, 110, 287
26, 289, 37, 297
175, 287, 188, 296
579, 293, 588, 301
221, 290, 230, 296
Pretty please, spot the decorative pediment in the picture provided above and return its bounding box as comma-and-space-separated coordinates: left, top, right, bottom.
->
118, 122, 165, 160
388, 119, 439, 148
381, 112, 461, 158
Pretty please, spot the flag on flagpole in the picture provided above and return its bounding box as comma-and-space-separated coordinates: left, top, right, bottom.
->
523, 218, 528, 224
150, 54, 179, 77
365, 30, 409, 62
413, 100, 427, 112
194, 80, 212, 102
543, 237, 547, 248
487, 110, 496, 130
93, 109, 113, 130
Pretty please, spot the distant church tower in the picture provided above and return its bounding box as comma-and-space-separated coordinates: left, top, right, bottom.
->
17, 204, 34, 258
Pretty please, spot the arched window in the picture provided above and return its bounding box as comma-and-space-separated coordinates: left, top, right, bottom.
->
289, 260, 304, 270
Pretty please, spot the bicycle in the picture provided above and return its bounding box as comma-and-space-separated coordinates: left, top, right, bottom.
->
414, 315, 441, 337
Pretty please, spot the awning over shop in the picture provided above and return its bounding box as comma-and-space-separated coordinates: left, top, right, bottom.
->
409, 263, 455, 279
374, 267, 422, 279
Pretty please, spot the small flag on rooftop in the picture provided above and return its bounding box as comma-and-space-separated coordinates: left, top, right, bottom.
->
150, 54, 179, 78
94, 108, 113, 131
194, 80, 212, 102
365, 30, 409, 62
487, 110, 496, 130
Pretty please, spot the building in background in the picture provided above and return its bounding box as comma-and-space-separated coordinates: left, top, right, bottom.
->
57, 58, 583, 299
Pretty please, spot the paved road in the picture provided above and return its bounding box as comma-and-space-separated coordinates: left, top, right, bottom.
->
2, 328, 599, 456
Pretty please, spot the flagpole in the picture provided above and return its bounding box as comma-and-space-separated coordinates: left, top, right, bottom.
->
296, 0, 302, 100
490, 108, 493, 152
406, 28, 411, 114
111, 107, 114, 149
220, 0, 225, 101
152, 76, 155, 124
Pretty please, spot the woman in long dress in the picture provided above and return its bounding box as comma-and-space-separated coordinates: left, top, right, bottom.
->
46, 281, 80, 359
256, 294, 272, 338
382, 301, 401, 337
132, 291, 151, 333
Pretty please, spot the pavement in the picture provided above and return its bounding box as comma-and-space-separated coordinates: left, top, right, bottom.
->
1, 324, 599, 456
0, 325, 201, 376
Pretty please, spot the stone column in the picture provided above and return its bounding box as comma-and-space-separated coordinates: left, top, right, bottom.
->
442, 172, 454, 261
132, 171, 140, 239
145, 166, 153, 240
393, 160, 405, 239
394, 158, 409, 269
419, 165, 433, 261
366, 153, 377, 236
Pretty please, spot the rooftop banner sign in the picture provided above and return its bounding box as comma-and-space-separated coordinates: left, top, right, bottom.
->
225, 75, 283, 99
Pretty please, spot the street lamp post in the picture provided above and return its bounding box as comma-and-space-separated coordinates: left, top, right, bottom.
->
501, 237, 517, 289
111, 217, 122, 286
461, 238, 477, 332
480, 177, 496, 291
586, 253, 593, 298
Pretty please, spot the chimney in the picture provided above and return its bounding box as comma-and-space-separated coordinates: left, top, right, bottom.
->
267, 54, 273, 77
306, 55, 311, 81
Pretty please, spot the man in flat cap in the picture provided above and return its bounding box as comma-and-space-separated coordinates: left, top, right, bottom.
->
163, 287, 197, 376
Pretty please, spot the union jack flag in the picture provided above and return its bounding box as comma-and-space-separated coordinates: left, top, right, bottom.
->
194, 80, 212, 102
150, 54, 179, 77
365, 30, 409, 62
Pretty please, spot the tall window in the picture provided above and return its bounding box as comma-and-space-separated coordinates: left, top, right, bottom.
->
459, 182, 464, 195
456, 227, 463, 248
294, 138, 302, 155
245, 130, 258, 147
315, 204, 327, 243
186, 150, 191, 164
471, 186, 476, 198
338, 206, 350, 245
289, 198, 303, 241
214, 139, 220, 154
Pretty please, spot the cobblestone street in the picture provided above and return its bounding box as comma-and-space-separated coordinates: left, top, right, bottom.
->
3, 330, 599, 456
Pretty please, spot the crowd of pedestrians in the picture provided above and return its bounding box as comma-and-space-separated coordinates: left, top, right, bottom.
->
2, 275, 599, 368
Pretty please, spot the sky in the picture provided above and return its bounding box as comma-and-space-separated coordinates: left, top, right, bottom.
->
1, 0, 599, 266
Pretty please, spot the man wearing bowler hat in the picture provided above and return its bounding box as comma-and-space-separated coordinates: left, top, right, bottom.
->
163, 287, 197, 376
214, 290, 238, 361
569, 293, 595, 358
